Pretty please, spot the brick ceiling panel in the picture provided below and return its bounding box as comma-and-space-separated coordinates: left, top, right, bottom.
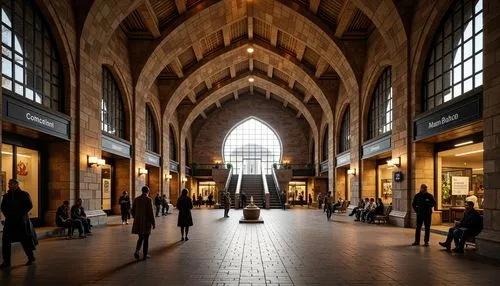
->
273, 68, 290, 85
122, 10, 147, 32
302, 47, 320, 72
253, 86, 266, 95
150, 0, 178, 28
235, 60, 250, 75
253, 18, 272, 43
230, 18, 248, 43
318, 0, 345, 26
186, 0, 203, 9
210, 68, 231, 86
293, 81, 306, 97
178, 47, 197, 71
277, 31, 298, 56
200, 30, 224, 56
348, 9, 373, 33
194, 82, 208, 97
253, 60, 268, 74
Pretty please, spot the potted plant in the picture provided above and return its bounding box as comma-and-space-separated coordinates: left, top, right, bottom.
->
226, 163, 232, 169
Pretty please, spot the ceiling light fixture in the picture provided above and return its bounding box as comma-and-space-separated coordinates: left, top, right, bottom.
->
455, 149, 484, 157
248, 77, 255, 83
247, 47, 254, 54
454, 141, 474, 147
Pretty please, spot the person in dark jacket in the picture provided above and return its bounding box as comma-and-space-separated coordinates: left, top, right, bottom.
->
439, 201, 483, 253
56, 201, 84, 238
366, 198, 384, 223
241, 193, 247, 208
119, 191, 131, 224
154, 193, 162, 217
161, 194, 169, 216
1, 179, 37, 268
411, 184, 436, 246
71, 198, 92, 234
177, 189, 193, 241
132, 186, 155, 260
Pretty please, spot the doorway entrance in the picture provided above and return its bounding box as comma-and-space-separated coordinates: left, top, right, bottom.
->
242, 159, 261, 174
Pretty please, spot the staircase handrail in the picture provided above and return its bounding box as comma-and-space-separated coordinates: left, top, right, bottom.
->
224, 166, 233, 192
234, 171, 243, 208
262, 168, 270, 209
272, 167, 282, 206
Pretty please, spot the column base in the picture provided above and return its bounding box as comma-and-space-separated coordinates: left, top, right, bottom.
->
476, 230, 500, 260
85, 210, 108, 226
389, 210, 410, 227
44, 210, 57, 226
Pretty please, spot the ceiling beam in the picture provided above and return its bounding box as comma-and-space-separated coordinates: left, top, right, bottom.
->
137, 0, 160, 38
266, 90, 271, 100
222, 26, 231, 47
248, 17, 254, 40
229, 65, 236, 78
200, 111, 207, 119
283, 101, 288, 108
192, 41, 204, 61
315, 58, 329, 78
267, 65, 273, 78
205, 79, 212, 90
250, 86, 254, 95
233, 90, 239, 100
335, 1, 357, 38
309, 0, 320, 14
304, 92, 312, 103
170, 58, 184, 78
296, 111, 302, 118
296, 41, 306, 61
216, 100, 221, 108
188, 91, 197, 104
289, 78, 295, 89
249, 58, 254, 71
270, 26, 278, 46
175, 0, 186, 14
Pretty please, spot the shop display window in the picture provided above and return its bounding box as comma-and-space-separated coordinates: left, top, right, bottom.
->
197, 181, 216, 202
377, 164, 393, 205
288, 181, 307, 205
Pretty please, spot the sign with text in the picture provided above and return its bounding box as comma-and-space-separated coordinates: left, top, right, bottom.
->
362, 134, 392, 159
2, 93, 71, 140
414, 92, 482, 140
336, 152, 351, 168
452, 176, 469, 195
145, 152, 161, 167
169, 160, 179, 173
102, 135, 131, 158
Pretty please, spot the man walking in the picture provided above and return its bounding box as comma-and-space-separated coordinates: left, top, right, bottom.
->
1, 179, 37, 268
132, 186, 156, 260
224, 192, 231, 218
154, 193, 162, 217
412, 184, 436, 247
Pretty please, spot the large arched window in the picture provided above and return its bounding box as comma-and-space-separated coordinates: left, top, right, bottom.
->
185, 140, 189, 165
322, 127, 328, 162
368, 67, 392, 140
339, 107, 350, 153
169, 126, 177, 162
1, 0, 63, 111
101, 67, 125, 139
423, 0, 483, 110
145, 105, 157, 153
223, 117, 282, 174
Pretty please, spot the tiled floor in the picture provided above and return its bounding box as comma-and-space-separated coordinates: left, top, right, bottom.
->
1, 208, 499, 285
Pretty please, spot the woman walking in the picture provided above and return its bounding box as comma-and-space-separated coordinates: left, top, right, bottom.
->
119, 191, 131, 224
177, 189, 193, 241
131, 186, 155, 260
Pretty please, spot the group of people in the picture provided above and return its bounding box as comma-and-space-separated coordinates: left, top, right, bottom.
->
189, 193, 215, 208
154, 193, 170, 217
56, 199, 93, 238
349, 197, 385, 223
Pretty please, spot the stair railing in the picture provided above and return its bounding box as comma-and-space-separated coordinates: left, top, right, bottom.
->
272, 167, 282, 206
221, 166, 233, 207
262, 168, 270, 209
235, 171, 243, 208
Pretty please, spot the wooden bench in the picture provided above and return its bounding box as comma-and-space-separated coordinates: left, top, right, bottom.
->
338, 200, 350, 214
374, 206, 392, 224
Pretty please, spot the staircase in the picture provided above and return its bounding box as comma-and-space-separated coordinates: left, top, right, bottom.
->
266, 175, 282, 209
225, 175, 239, 208
240, 175, 265, 208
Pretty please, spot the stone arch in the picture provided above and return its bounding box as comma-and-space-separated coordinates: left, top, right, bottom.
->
360, 61, 392, 143
320, 122, 329, 163
145, 102, 161, 154
410, 0, 459, 115
169, 123, 179, 163
136, 0, 359, 120
179, 75, 320, 176
101, 63, 133, 141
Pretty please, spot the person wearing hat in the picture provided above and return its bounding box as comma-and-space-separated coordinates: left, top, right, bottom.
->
1, 179, 37, 268
439, 201, 483, 253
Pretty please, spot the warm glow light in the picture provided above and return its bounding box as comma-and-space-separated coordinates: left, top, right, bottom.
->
454, 141, 474, 147
247, 47, 254, 54
88, 156, 105, 167
2, 151, 31, 158
283, 160, 289, 164
248, 77, 255, 83
455, 149, 484, 157
138, 168, 148, 176
473, 168, 484, 171
387, 157, 400, 167
182, 177, 188, 182
165, 174, 172, 180
347, 168, 356, 175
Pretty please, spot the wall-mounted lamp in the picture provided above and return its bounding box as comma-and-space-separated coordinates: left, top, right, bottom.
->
88, 156, 105, 167
387, 157, 401, 167
181, 177, 188, 183
283, 160, 290, 165
347, 168, 356, 175
138, 168, 149, 176
165, 174, 172, 180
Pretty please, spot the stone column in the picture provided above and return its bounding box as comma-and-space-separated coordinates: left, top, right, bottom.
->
476, 0, 500, 259
361, 159, 376, 199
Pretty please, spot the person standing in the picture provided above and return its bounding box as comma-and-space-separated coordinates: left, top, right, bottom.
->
224, 192, 231, 217
177, 189, 193, 241
161, 194, 169, 216
131, 186, 155, 260
308, 194, 312, 208
241, 193, 247, 208
280, 191, 286, 211
412, 184, 436, 246
154, 193, 162, 217
208, 192, 213, 208
1, 179, 37, 268
317, 193, 323, 209
119, 191, 131, 224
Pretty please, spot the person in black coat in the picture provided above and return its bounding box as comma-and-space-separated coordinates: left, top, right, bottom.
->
56, 201, 84, 238
1, 179, 37, 268
119, 191, 131, 224
439, 201, 483, 253
71, 199, 92, 234
411, 184, 436, 246
177, 189, 193, 241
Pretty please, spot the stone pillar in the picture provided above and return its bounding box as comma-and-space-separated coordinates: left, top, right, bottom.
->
213, 168, 231, 208
409, 142, 435, 226
274, 169, 293, 202
476, 0, 500, 259
361, 159, 376, 199
350, 98, 361, 205
113, 158, 132, 214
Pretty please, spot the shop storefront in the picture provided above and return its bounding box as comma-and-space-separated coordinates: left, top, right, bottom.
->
288, 180, 307, 206
335, 152, 351, 202
145, 151, 161, 198
361, 134, 392, 202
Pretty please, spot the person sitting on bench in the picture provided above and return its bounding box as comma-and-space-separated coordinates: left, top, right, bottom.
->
355, 198, 370, 221
366, 198, 384, 223
56, 201, 85, 238
361, 198, 376, 222
349, 199, 366, 216
331, 198, 344, 214
439, 201, 483, 253
71, 198, 92, 235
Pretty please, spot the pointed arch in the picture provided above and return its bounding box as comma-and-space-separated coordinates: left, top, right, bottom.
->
338, 105, 351, 154
145, 104, 159, 153
322, 125, 329, 163
101, 66, 127, 140
169, 125, 178, 162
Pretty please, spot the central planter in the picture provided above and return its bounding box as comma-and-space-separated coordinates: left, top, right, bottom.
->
243, 206, 260, 220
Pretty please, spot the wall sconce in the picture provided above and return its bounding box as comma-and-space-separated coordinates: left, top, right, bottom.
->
165, 174, 172, 180
87, 156, 105, 167
138, 168, 148, 176
283, 160, 290, 165
347, 168, 356, 175
387, 157, 401, 167
181, 177, 188, 183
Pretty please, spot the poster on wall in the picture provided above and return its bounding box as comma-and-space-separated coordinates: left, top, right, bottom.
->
381, 179, 393, 202
452, 176, 469, 195
102, 178, 111, 210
